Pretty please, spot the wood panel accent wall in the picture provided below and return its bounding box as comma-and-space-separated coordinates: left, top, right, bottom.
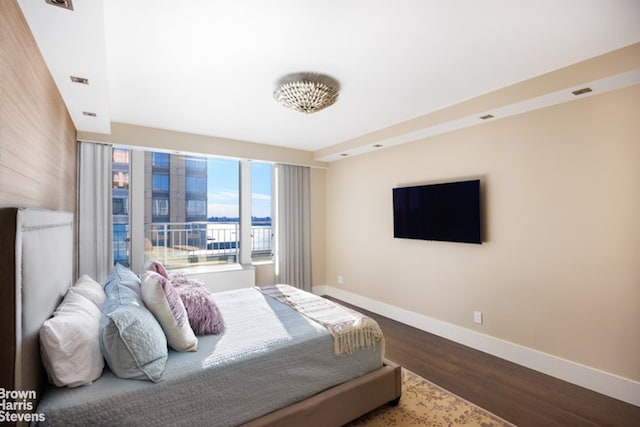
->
0, 0, 77, 213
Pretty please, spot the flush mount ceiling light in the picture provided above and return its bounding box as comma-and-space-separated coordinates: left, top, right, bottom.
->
274, 72, 339, 114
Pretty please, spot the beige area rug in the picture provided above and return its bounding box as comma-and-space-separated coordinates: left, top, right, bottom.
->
347, 368, 516, 427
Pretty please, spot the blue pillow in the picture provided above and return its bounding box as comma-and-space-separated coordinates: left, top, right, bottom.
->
99, 264, 168, 382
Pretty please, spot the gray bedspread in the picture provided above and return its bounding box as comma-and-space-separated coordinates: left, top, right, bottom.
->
35, 287, 383, 426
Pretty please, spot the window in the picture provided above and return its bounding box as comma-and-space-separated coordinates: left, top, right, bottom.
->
113, 148, 129, 164
113, 223, 129, 266
152, 152, 169, 168
112, 171, 129, 189
186, 176, 206, 193
185, 156, 206, 173
111, 147, 273, 271
152, 198, 169, 219
145, 151, 239, 269
112, 148, 131, 267
113, 197, 128, 215
152, 174, 169, 192
251, 162, 272, 262
186, 199, 206, 217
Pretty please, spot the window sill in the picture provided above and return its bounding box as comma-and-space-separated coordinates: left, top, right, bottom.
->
169, 262, 256, 291
252, 260, 274, 267
170, 263, 254, 276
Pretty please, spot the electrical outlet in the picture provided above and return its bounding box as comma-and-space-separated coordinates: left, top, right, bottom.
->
337, 275, 344, 285
473, 311, 483, 325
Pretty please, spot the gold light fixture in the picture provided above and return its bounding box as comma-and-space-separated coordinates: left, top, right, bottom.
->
274, 72, 339, 114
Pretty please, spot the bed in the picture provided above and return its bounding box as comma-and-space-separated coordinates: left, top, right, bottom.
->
0, 208, 401, 426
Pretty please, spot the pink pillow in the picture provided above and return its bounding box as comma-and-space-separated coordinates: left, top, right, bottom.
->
170, 275, 225, 335
146, 260, 169, 278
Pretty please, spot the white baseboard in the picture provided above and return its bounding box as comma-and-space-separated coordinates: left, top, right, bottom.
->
313, 285, 640, 407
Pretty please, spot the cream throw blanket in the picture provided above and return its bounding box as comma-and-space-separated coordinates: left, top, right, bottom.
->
257, 284, 384, 356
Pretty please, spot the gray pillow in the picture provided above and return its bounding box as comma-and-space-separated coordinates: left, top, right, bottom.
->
99, 264, 168, 382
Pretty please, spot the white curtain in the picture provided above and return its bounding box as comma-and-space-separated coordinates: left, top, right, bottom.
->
77, 141, 113, 283
274, 163, 311, 291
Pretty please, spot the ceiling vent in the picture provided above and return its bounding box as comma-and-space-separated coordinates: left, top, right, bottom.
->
45, 0, 73, 11
70, 76, 88, 85
572, 87, 592, 96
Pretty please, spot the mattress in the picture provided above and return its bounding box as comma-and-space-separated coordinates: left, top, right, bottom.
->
35, 287, 383, 426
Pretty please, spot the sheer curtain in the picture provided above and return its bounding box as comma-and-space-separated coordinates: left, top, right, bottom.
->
274, 163, 311, 291
77, 141, 113, 283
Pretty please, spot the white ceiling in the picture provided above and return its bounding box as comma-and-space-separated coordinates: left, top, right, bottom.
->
18, 0, 640, 159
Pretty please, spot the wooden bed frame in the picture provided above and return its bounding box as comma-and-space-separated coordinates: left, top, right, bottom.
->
0, 207, 401, 426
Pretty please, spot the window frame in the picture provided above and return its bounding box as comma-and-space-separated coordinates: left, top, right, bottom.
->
115, 147, 273, 275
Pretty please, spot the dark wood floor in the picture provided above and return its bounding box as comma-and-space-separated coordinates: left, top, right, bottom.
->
328, 297, 640, 427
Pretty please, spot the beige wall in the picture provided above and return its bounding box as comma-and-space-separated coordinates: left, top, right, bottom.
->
0, 1, 77, 213
79, 122, 328, 169
325, 84, 640, 381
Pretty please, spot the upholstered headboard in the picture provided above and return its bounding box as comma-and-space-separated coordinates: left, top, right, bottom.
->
0, 208, 73, 397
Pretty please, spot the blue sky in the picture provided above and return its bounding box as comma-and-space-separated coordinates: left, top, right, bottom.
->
250, 162, 272, 218
207, 159, 272, 218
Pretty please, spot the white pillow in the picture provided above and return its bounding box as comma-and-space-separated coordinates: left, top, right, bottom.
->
40, 290, 104, 387
68, 274, 106, 308
141, 271, 198, 352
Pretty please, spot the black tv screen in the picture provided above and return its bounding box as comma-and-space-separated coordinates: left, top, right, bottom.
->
393, 179, 481, 244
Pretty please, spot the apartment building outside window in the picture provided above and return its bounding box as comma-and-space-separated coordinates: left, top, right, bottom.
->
112, 147, 272, 270
112, 148, 131, 267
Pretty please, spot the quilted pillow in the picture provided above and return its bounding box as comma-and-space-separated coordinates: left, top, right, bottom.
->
170, 274, 225, 335
40, 290, 104, 387
100, 264, 168, 382
141, 271, 198, 352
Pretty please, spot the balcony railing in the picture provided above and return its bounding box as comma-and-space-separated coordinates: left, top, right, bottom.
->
142, 221, 272, 269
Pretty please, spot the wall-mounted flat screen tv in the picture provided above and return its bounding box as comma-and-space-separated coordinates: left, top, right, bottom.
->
393, 179, 481, 244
